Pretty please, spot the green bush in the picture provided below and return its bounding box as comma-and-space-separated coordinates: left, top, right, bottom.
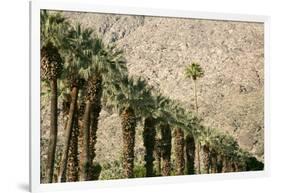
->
134, 164, 146, 178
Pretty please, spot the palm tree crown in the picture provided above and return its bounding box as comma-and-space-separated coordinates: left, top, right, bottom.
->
105, 76, 153, 117
185, 62, 204, 81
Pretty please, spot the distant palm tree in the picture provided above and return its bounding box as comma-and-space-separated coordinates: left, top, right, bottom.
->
105, 77, 152, 178
184, 63, 204, 114
40, 10, 68, 183
184, 62, 204, 174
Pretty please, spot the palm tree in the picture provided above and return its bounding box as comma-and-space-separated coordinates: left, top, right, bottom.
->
223, 136, 239, 173
214, 133, 239, 173
153, 97, 176, 176
57, 86, 80, 182
66, 104, 79, 182
143, 116, 156, 177
142, 94, 168, 177
209, 149, 218, 173
154, 137, 162, 176
87, 43, 127, 180
159, 123, 172, 176
185, 132, 195, 174
184, 63, 204, 175
169, 104, 187, 176
58, 23, 94, 182
184, 62, 204, 114
105, 77, 152, 178
199, 127, 217, 174
169, 103, 198, 175
40, 10, 69, 183
174, 127, 185, 175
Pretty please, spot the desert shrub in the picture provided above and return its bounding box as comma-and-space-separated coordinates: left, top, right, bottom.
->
133, 164, 146, 178
99, 160, 124, 180
246, 157, 264, 171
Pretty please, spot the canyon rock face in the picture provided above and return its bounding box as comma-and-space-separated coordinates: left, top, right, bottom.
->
41, 11, 264, 178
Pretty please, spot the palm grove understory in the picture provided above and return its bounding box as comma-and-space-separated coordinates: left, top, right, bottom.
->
40, 11, 263, 183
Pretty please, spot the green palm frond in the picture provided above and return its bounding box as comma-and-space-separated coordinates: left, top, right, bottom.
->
103, 75, 153, 118
61, 23, 94, 82
40, 10, 69, 49
185, 62, 204, 80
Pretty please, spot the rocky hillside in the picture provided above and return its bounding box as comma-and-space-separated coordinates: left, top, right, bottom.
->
41, 11, 264, 176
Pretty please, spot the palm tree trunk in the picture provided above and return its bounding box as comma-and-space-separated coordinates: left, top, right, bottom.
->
59, 86, 79, 182
231, 162, 237, 172
193, 79, 198, 114
88, 75, 103, 180
121, 107, 136, 178
222, 156, 228, 173
143, 117, 156, 177
216, 154, 223, 173
185, 133, 195, 174
46, 79, 58, 183
174, 128, 185, 175
66, 105, 79, 182
196, 142, 201, 174
154, 138, 162, 176
202, 145, 210, 174
192, 79, 201, 174
80, 100, 92, 181
160, 124, 172, 176
210, 150, 218, 173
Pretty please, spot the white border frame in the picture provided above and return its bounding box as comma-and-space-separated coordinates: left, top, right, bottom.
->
30, 1, 270, 192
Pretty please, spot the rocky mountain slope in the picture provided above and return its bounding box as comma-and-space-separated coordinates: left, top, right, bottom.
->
41, 11, 264, 178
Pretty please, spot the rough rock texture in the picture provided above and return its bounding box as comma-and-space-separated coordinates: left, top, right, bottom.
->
41, 11, 264, 179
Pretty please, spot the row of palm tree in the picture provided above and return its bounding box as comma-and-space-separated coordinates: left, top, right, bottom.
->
41, 10, 126, 182
40, 10, 263, 183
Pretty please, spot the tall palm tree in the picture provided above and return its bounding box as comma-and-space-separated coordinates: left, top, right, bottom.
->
40, 10, 69, 183
169, 103, 197, 176
66, 104, 79, 182
174, 127, 185, 175
87, 43, 127, 180
168, 104, 187, 176
209, 149, 218, 173
151, 97, 176, 177
142, 94, 168, 177
143, 116, 156, 177
184, 63, 204, 114
159, 123, 172, 176
58, 23, 94, 182
185, 132, 195, 174
199, 127, 217, 174
154, 137, 162, 176
58, 85, 80, 182
104, 77, 152, 178
184, 62, 204, 174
